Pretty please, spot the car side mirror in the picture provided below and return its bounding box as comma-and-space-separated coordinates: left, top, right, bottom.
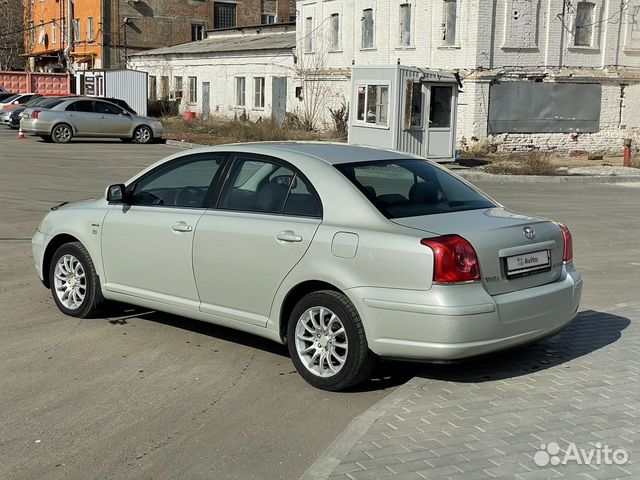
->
106, 183, 128, 203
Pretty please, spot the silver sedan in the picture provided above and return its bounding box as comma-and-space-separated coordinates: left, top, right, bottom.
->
20, 97, 163, 143
32, 144, 582, 390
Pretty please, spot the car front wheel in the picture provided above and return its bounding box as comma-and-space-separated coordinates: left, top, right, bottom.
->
49, 242, 104, 318
133, 126, 153, 144
287, 290, 375, 391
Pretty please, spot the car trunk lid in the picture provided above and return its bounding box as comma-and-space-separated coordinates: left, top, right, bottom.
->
393, 207, 564, 295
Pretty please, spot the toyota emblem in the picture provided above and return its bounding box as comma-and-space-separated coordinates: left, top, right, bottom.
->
523, 226, 536, 240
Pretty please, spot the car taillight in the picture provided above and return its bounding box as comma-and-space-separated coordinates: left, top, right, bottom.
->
557, 223, 573, 262
421, 235, 481, 283
32, 110, 40, 119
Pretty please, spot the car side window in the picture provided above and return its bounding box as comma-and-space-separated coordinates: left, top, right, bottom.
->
219, 156, 321, 217
131, 156, 225, 208
95, 101, 124, 115
66, 100, 95, 113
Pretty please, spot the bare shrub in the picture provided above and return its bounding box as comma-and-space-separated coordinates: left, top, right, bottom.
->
328, 103, 349, 140
483, 152, 558, 175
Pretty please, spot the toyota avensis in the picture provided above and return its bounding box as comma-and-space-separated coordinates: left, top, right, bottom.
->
32, 143, 582, 390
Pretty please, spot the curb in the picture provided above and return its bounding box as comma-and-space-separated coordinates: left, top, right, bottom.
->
165, 139, 206, 149
300, 378, 423, 480
456, 172, 640, 184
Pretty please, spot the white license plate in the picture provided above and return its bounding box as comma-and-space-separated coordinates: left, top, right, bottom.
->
505, 250, 550, 277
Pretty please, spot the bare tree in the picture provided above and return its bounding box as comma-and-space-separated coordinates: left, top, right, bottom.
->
0, 0, 25, 70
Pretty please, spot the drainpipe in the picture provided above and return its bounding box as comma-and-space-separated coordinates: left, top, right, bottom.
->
64, 0, 74, 74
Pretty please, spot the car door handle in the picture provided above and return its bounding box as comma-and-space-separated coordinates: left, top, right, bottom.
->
171, 222, 193, 233
276, 231, 302, 243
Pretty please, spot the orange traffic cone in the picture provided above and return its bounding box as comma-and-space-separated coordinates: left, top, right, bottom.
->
17, 128, 25, 139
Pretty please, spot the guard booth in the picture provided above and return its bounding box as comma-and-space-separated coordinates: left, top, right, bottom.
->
348, 65, 458, 162
75, 69, 148, 116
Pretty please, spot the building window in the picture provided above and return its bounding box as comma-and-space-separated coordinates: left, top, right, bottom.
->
399, 4, 411, 46
214, 2, 237, 29
160, 76, 169, 100
29, 21, 35, 45
329, 13, 340, 51
188, 77, 198, 103
236, 77, 246, 106
192, 24, 204, 41
304, 17, 314, 52
87, 17, 94, 42
574, 1, 595, 46
356, 84, 389, 126
52, 20, 57, 44
38, 20, 45, 44
174, 76, 183, 100
73, 19, 80, 43
254, 77, 265, 108
149, 76, 157, 100
361, 9, 374, 49
261, 13, 277, 24
627, 4, 640, 48
442, 0, 457, 45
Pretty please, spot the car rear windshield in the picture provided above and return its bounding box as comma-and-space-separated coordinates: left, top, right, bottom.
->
335, 159, 496, 218
38, 98, 66, 109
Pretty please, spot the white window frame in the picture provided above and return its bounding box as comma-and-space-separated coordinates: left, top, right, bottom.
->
572, 1, 596, 47
441, 0, 459, 47
87, 17, 94, 42
253, 77, 265, 109
73, 19, 81, 43
188, 76, 198, 104
329, 13, 341, 51
52, 20, 57, 44
261, 13, 277, 24
174, 76, 183, 100
361, 9, 375, 49
29, 21, 35, 45
38, 20, 45, 45
399, 3, 412, 47
304, 16, 314, 53
355, 83, 390, 128
235, 76, 246, 106
624, 1, 640, 50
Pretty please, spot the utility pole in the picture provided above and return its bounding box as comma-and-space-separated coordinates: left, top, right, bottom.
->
64, 0, 74, 73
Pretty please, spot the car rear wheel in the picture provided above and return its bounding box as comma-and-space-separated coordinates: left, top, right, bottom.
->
49, 242, 104, 318
133, 126, 153, 144
287, 290, 375, 391
51, 124, 73, 144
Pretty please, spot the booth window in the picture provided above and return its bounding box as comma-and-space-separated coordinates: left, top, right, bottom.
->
356, 84, 389, 126
404, 80, 423, 129
429, 86, 453, 128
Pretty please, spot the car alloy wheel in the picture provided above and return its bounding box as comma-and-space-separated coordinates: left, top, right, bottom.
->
134, 126, 152, 144
52, 124, 72, 143
294, 306, 348, 377
53, 253, 86, 310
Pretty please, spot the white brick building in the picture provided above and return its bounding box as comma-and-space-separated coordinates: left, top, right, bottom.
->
296, 0, 640, 154
128, 24, 296, 123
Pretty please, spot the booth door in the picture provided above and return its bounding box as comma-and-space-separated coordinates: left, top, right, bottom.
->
425, 84, 455, 159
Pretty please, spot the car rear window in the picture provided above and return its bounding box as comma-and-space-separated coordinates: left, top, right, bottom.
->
38, 98, 66, 108
335, 159, 495, 218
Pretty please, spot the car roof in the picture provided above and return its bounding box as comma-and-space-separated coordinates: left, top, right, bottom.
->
220, 142, 419, 165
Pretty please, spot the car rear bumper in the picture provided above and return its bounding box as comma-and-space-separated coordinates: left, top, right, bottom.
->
349, 265, 582, 360
21, 118, 50, 135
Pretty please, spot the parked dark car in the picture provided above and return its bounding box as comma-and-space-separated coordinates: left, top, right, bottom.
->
3, 96, 71, 129
0, 92, 17, 102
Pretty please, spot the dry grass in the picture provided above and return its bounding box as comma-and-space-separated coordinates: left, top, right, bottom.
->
162, 115, 343, 145
482, 152, 559, 175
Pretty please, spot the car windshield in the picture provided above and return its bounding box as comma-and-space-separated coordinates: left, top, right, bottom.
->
335, 159, 496, 218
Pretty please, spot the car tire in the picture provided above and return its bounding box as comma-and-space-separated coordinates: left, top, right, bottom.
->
49, 242, 104, 318
133, 126, 153, 144
51, 123, 73, 144
287, 290, 375, 391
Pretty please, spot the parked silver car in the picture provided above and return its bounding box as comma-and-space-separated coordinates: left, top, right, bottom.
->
20, 97, 163, 143
32, 144, 582, 390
